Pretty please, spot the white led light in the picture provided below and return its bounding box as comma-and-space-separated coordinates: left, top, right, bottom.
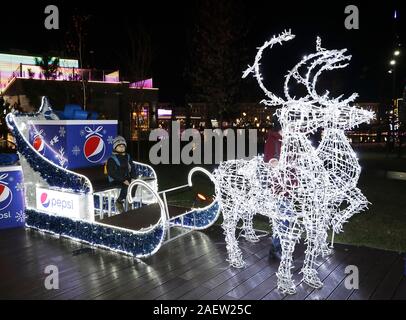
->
214, 31, 373, 295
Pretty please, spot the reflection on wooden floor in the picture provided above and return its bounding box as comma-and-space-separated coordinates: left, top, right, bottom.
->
0, 226, 405, 300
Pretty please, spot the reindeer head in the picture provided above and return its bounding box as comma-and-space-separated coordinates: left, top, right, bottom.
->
243, 31, 374, 134
243, 31, 324, 135
292, 37, 375, 130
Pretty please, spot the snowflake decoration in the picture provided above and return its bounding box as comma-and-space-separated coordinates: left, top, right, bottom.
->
8, 176, 14, 182
72, 145, 81, 156
107, 136, 114, 145
80, 130, 85, 137
59, 126, 66, 137
103, 129, 107, 135
57, 147, 67, 167
15, 182, 25, 192
49, 135, 59, 146
15, 210, 26, 223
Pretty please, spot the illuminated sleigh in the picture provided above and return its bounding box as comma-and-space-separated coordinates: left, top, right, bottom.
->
6, 97, 220, 258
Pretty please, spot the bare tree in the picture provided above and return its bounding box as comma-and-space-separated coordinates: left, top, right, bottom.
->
65, 13, 91, 110
114, 19, 153, 160
185, 0, 248, 128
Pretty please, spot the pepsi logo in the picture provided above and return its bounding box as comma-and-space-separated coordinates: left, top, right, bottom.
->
37, 190, 74, 212
40, 192, 50, 208
84, 135, 106, 163
33, 135, 45, 154
0, 183, 13, 211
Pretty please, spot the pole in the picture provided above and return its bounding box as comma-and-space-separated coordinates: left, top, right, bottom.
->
330, 231, 335, 249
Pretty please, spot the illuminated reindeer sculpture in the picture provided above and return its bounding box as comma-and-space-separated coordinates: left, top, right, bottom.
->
283, 36, 374, 255
308, 40, 374, 244
212, 30, 372, 294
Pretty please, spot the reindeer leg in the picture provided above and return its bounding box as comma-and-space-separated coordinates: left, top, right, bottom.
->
320, 202, 333, 257
302, 217, 324, 289
275, 217, 301, 295
221, 207, 245, 269
331, 187, 368, 234
242, 210, 260, 243
319, 224, 332, 257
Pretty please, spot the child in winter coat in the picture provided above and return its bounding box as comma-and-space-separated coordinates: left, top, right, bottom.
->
106, 136, 138, 213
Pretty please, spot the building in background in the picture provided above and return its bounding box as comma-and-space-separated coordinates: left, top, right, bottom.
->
0, 52, 158, 143
0, 52, 79, 93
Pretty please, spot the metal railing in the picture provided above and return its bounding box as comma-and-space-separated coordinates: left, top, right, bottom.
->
5, 64, 120, 88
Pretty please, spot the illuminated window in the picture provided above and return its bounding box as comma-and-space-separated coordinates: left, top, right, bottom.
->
131, 104, 149, 140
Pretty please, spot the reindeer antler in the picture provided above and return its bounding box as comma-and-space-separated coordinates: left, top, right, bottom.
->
243, 29, 295, 106
310, 50, 358, 106
284, 50, 328, 102
303, 38, 358, 106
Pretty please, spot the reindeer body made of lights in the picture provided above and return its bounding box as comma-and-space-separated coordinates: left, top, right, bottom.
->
212, 30, 373, 294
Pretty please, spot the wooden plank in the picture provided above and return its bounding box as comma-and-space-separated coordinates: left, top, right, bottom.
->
1, 226, 404, 300
0, 232, 95, 299
327, 247, 384, 300
84, 228, 233, 299
155, 258, 232, 300
239, 247, 306, 300
284, 246, 349, 300
261, 245, 340, 300
158, 243, 271, 300
1, 226, 200, 299
370, 255, 404, 300
123, 236, 271, 300
178, 285, 212, 300
392, 277, 406, 300
305, 247, 372, 300
12, 245, 133, 299
199, 253, 279, 300
219, 260, 278, 299
63, 231, 223, 299
135, 277, 189, 300
305, 246, 380, 300
346, 249, 398, 300
139, 254, 224, 299
171, 239, 272, 300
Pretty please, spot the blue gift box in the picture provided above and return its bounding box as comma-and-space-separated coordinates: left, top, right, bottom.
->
27, 120, 118, 169
0, 166, 25, 230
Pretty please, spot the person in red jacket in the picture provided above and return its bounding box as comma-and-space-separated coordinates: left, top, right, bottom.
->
264, 121, 282, 164
264, 120, 291, 260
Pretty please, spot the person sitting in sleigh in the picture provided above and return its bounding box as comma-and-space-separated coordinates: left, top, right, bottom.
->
106, 136, 138, 213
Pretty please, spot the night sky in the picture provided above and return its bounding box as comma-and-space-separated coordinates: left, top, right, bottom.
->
1, 0, 405, 103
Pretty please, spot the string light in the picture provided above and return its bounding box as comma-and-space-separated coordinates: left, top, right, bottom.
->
8, 99, 220, 257
214, 31, 373, 295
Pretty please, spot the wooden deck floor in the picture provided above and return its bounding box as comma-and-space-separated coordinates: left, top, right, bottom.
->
0, 226, 405, 300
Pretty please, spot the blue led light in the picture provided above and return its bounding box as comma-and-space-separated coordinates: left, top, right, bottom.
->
25, 209, 164, 257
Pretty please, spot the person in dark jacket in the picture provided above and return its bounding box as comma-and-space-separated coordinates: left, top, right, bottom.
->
107, 136, 138, 213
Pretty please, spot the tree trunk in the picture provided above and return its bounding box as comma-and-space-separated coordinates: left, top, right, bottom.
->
79, 38, 87, 110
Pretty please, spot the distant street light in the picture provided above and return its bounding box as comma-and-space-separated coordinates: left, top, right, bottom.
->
388, 70, 393, 74
394, 50, 400, 56
390, 59, 396, 66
